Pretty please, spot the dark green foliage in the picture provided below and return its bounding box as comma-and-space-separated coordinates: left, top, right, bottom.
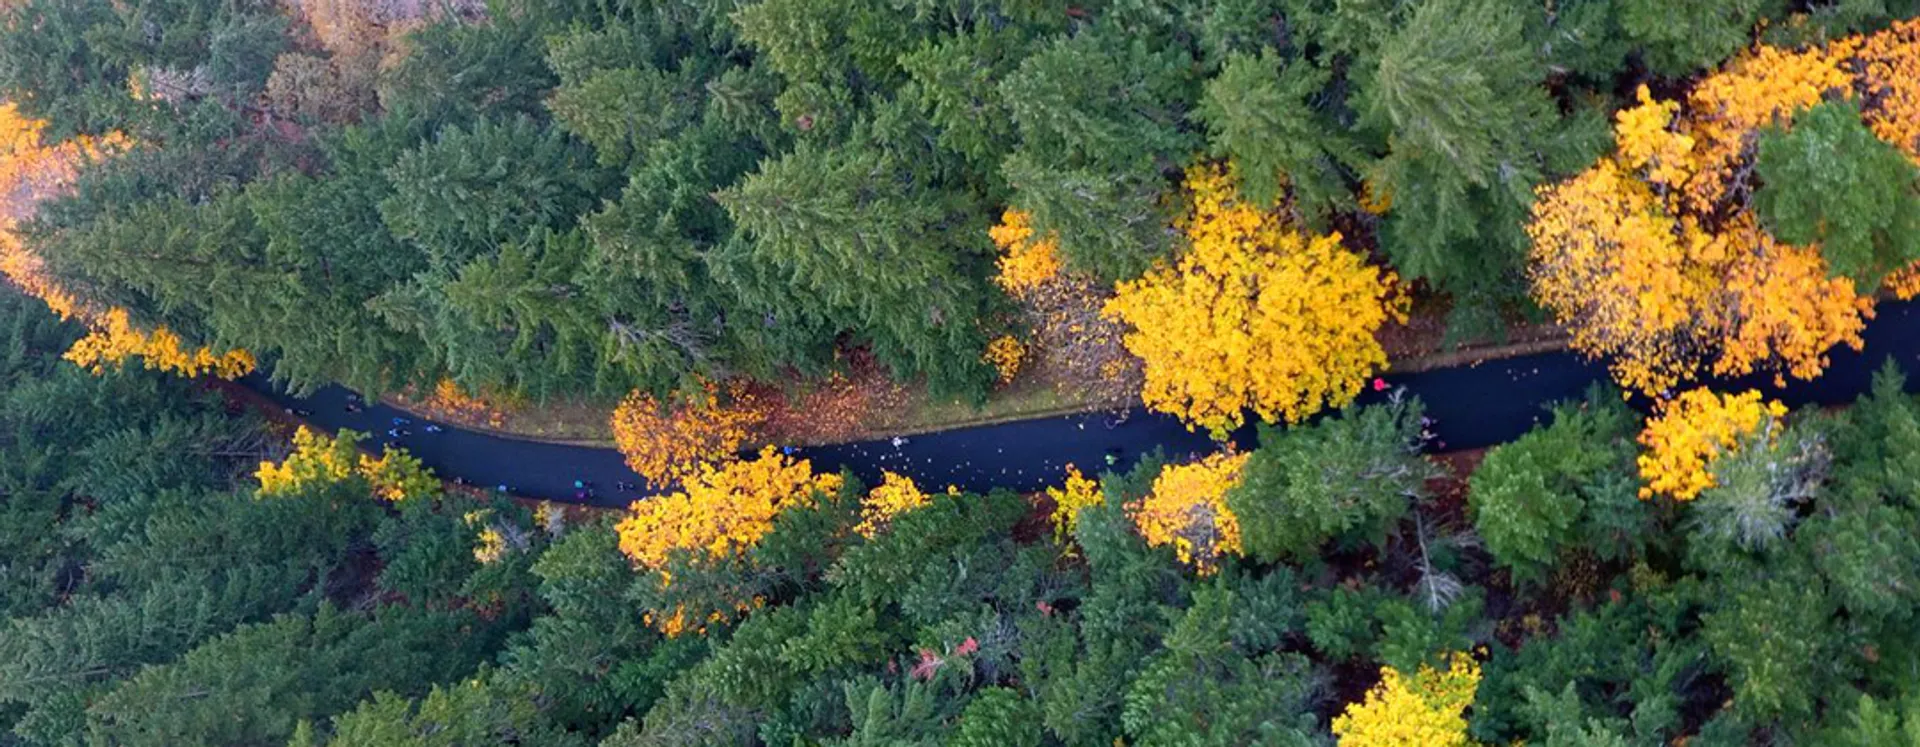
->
1118, 584, 1323, 745
998, 29, 1199, 279
949, 687, 1042, 747
1304, 585, 1392, 661
1361, 0, 1557, 328
899, 26, 1034, 171
1229, 396, 1439, 562
1618, 0, 1787, 76
1472, 580, 1711, 744
1701, 568, 1839, 722
719, 139, 996, 398
549, 65, 703, 168
0, 0, 132, 137
314, 677, 590, 747
377, 116, 606, 268
1755, 100, 1920, 288
375, 15, 559, 126
1199, 49, 1357, 219
84, 603, 503, 746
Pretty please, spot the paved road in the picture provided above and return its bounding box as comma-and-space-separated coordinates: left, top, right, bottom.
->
244, 300, 1920, 508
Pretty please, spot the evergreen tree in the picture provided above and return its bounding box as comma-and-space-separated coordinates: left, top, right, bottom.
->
1755, 100, 1920, 288
998, 29, 1200, 279
718, 139, 995, 397
1198, 48, 1357, 219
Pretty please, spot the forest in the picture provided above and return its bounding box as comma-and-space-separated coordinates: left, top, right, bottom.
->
10, 279, 1920, 744
5, 0, 1920, 744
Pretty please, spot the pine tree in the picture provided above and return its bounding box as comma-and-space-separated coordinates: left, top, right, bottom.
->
1199, 49, 1356, 219
1754, 99, 1920, 288
718, 140, 994, 397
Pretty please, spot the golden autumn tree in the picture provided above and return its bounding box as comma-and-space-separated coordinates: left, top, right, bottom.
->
1637, 389, 1786, 501
1529, 22, 1920, 394
616, 447, 843, 636
989, 208, 1066, 295
63, 308, 258, 379
1128, 451, 1250, 572
1046, 465, 1102, 544
609, 381, 767, 488
983, 334, 1026, 385
615, 446, 842, 574
1105, 164, 1405, 437
853, 471, 931, 538
1331, 652, 1482, 747
256, 427, 438, 502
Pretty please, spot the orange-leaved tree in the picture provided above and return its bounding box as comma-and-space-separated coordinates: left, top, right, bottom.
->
1330, 652, 1482, 747
1528, 22, 1920, 393
1105, 164, 1405, 437
1637, 389, 1786, 500
610, 380, 767, 488
853, 471, 931, 538
1128, 451, 1250, 572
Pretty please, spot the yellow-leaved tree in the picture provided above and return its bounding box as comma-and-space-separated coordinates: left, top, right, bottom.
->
1637, 389, 1786, 500
1331, 652, 1482, 747
989, 208, 1066, 295
1105, 164, 1405, 437
1046, 465, 1102, 544
616, 447, 842, 636
983, 334, 1026, 384
1128, 451, 1250, 572
256, 427, 438, 502
64, 308, 257, 379
853, 471, 931, 538
615, 447, 843, 574
609, 381, 767, 488
1528, 23, 1920, 393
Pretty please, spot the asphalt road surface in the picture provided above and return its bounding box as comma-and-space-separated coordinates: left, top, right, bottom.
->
244, 300, 1920, 508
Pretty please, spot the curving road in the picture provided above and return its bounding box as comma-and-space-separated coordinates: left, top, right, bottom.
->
244, 300, 1920, 508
